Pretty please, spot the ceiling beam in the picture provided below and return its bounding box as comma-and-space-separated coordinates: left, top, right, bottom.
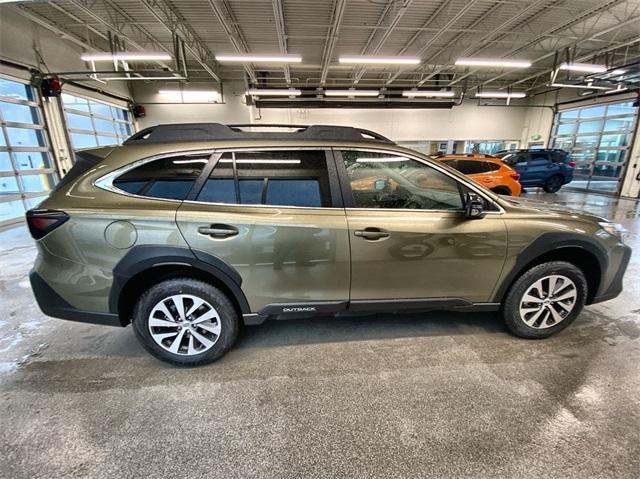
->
140, 0, 221, 82
352, 0, 414, 85
272, 0, 291, 85
449, 0, 628, 87
420, 1, 554, 88
206, 0, 256, 83
320, 0, 347, 86
11, 4, 100, 52
60, 0, 177, 74
484, 14, 640, 90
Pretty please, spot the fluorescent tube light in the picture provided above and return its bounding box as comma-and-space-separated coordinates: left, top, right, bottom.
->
455, 58, 531, 68
216, 54, 302, 63
356, 157, 408, 164
246, 89, 302, 96
475, 91, 526, 98
219, 159, 301, 164
549, 82, 611, 90
558, 62, 607, 73
81, 52, 171, 62
158, 89, 220, 102
402, 90, 455, 98
324, 90, 380, 97
339, 55, 420, 65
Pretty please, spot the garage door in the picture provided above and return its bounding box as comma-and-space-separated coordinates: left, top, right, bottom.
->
0, 76, 57, 227
551, 100, 638, 194
61, 93, 133, 150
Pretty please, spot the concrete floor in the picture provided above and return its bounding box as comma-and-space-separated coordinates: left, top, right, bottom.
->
1, 189, 639, 479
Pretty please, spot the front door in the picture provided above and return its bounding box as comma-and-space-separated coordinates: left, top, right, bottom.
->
336, 149, 507, 304
177, 149, 350, 314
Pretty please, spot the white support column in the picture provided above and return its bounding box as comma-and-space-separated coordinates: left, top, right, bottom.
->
41, 96, 73, 175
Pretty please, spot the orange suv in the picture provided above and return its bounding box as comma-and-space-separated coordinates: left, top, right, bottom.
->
438, 154, 522, 196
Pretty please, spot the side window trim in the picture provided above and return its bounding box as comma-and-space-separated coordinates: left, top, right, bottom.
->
191, 147, 342, 209
185, 151, 221, 201
331, 149, 356, 208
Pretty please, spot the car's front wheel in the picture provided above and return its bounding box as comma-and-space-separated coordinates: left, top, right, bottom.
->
502, 261, 587, 339
132, 278, 239, 366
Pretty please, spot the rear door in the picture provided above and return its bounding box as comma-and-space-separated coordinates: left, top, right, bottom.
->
336, 149, 507, 305
176, 148, 350, 314
458, 160, 497, 189
525, 151, 554, 185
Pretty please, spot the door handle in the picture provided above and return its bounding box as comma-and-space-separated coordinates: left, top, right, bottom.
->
354, 227, 390, 240
198, 224, 239, 237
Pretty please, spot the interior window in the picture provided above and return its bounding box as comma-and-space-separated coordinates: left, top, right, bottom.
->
341, 150, 464, 210
113, 155, 207, 200
196, 150, 331, 207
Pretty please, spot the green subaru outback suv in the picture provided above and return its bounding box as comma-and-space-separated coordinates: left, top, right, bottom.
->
27, 124, 631, 366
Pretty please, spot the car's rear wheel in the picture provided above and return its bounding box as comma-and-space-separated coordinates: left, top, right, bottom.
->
132, 278, 239, 366
502, 261, 587, 339
491, 186, 512, 196
543, 174, 564, 193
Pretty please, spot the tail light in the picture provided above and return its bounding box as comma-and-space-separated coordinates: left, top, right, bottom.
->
510, 172, 521, 181
568, 161, 576, 167
26, 209, 69, 240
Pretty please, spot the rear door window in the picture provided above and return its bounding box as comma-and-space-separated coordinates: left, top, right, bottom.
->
113, 154, 208, 200
550, 151, 567, 163
528, 151, 550, 163
484, 161, 501, 172
196, 150, 333, 208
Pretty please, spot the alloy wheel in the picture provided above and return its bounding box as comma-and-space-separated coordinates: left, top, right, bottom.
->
518, 274, 577, 329
148, 294, 221, 355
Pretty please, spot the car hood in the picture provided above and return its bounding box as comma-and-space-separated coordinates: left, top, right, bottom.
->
501, 196, 610, 223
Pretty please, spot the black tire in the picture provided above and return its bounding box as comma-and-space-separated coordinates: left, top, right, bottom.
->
543, 174, 564, 193
502, 261, 587, 339
132, 278, 239, 366
491, 186, 512, 196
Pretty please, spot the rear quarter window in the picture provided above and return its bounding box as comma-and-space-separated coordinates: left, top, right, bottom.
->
113, 155, 208, 200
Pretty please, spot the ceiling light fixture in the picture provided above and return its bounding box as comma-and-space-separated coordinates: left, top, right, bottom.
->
81, 52, 172, 62
475, 91, 526, 98
324, 89, 380, 97
402, 90, 455, 98
549, 82, 611, 90
246, 89, 302, 96
558, 62, 607, 73
455, 58, 531, 68
158, 89, 220, 102
339, 55, 420, 65
216, 54, 302, 63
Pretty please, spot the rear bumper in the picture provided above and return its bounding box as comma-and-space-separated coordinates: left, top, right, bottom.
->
590, 244, 632, 304
30, 271, 122, 327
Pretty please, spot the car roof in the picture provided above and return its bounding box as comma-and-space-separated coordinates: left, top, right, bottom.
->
124, 123, 394, 146
438, 154, 501, 163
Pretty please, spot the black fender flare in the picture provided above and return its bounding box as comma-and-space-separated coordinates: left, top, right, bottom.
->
109, 245, 250, 315
492, 232, 608, 302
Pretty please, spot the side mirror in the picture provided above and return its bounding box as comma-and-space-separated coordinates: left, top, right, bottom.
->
465, 192, 486, 219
